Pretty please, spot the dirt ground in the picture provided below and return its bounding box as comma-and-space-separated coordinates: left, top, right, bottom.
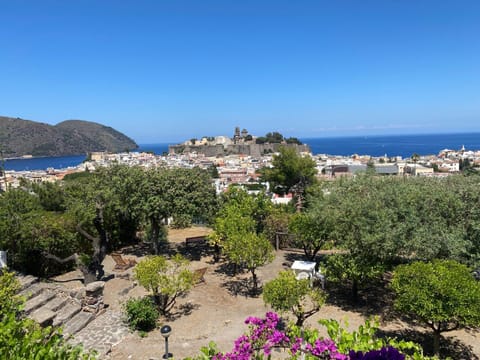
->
95, 227, 480, 360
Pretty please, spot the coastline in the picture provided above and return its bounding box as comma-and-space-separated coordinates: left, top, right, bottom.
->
5, 153, 87, 161
3, 132, 480, 172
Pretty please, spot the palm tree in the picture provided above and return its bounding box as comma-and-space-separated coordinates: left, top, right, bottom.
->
411, 153, 420, 175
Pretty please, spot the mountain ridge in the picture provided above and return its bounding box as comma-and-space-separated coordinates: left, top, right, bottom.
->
0, 116, 138, 158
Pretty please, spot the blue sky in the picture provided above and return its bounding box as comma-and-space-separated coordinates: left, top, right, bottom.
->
1, 0, 479, 143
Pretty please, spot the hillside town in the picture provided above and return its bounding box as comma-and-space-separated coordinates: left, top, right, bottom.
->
2, 129, 480, 195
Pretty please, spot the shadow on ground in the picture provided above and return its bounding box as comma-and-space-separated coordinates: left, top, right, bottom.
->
214, 261, 246, 277
221, 277, 262, 298
377, 328, 479, 360
324, 279, 396, 321
167, 302, 201, 321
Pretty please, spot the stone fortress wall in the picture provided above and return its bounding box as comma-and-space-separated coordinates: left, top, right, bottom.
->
168, 127, 310, 156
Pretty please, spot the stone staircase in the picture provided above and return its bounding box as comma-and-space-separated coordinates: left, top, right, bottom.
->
17, 274, 96, 337
16, 274, 130, 358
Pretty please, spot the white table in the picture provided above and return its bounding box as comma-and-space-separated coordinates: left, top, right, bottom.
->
291, 260, 316, 284
291, 260, 325, 288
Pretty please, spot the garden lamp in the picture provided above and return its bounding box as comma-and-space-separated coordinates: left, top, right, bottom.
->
160, 325, 173, 359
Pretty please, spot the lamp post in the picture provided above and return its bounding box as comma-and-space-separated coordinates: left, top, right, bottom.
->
160, 325, 173, 359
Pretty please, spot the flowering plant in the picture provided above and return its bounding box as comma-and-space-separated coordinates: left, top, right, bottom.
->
188, 313, 432, 360
211, 312, 346, 360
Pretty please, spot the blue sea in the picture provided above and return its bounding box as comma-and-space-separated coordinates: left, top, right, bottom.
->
4, 133, 480, 171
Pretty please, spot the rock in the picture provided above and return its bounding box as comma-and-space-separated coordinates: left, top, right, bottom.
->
86, 281, 105, 294
70, 287, 86, 300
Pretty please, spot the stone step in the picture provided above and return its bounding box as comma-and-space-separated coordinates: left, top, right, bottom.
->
17, 275, 38, 290
68, 310, 130, 357
24, 290, 56, 314
29, 308, 56, 327
62, 311, 95, 337
53, 302, 82, 327
43, 296, 69, 312
19, 283, 44, 300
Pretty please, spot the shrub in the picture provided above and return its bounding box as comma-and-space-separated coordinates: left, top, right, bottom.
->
123, 297, 159, 332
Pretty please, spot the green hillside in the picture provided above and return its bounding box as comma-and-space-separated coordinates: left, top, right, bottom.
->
0, 116, 138, 158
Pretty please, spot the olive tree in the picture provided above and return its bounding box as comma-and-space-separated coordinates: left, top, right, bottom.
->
289, 208, 333, 260
140, 167, 217, 253
391, 259, 480, 356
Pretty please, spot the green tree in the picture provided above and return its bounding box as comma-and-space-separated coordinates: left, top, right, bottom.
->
285, 136, 302, 145
263, 270, 325, 326
17, 211, 79, 276
262, 205, 293, 248
139, 167, 217, 252
391, 259, 480, 356
162, 167, 217, 227
321, 176, 395, 301
29, 181, 66, 212
210, 188, 274, 287
212, 188, 272, 242
223, 232, 274, 293
0, 188, 42, 269
289, 208, 333, 260
134, 254, 194, 315
260, 146, 317, 211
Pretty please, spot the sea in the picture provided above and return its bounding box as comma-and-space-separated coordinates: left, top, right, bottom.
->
4, 132, 480, 171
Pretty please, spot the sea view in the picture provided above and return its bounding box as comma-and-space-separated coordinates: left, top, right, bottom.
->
4, 132, 480, 171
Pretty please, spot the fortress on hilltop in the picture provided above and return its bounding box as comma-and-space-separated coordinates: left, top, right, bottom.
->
168, 127, 310, 157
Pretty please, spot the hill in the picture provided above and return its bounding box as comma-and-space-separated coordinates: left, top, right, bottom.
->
0, 116, 138, 158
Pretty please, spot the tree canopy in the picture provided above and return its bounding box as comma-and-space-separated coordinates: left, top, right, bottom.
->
263, 270, 325, 326
210, 188, 274, 292
391, 259, 480, 356
134, 254, 194, 315
260, 146, 317, 210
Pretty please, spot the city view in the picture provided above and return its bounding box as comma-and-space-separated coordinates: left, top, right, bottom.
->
1, 1, 480, 360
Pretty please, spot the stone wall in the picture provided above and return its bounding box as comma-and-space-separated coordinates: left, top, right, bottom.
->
169, 143, 310, 156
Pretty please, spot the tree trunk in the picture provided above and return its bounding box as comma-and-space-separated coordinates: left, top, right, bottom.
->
433, 329, 441, 357
213, 244, 221, 262
43, 202, 109, 284
295, 309, 305, 327
149, 216, 160, 254
89, 203, 108, 280
75, 203, 109, 282
352, 278, 359, 303
82, 267, 97, 285
251, 269, 258, 293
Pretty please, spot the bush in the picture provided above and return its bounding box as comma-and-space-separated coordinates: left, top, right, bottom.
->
124, 297, 159, 332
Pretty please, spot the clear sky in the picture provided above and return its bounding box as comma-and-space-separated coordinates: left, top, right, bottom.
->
1, 0, 479, 143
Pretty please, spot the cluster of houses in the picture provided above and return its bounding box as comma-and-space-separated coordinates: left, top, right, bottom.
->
2, 145, 479, 196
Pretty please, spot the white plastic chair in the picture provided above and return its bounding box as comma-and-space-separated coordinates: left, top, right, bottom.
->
313, 271, 325, 289
295, 271, 310, 281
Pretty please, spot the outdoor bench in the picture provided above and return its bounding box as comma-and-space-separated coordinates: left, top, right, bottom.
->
185, 236, 207, 247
